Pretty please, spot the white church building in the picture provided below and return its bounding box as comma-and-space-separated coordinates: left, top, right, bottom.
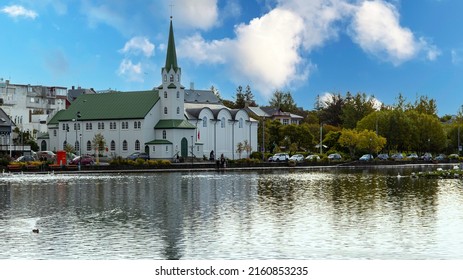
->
40, 20, 258, 161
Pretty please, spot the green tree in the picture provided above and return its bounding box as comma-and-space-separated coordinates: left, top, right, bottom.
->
244, 85, 258, 107
269, 90, 297, 112
338, 129, 359, 158
318, 93, 344, 126
267, 120, 283, 152
236, 142, 244, 159
341, 92, 376, 129
234, 86, 246, 108
91, 133, 106, 154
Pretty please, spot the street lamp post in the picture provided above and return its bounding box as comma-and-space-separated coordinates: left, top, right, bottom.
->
319, 123, 323, 155
191, 135, 194, 165
76, 111, 81, 170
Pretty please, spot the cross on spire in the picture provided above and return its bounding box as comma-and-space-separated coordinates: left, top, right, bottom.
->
169, 2, 174, 19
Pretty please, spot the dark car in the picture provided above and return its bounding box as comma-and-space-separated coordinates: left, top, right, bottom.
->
70, 155, 95, 165
127, 152, 150, 160
15, 155, 37, 162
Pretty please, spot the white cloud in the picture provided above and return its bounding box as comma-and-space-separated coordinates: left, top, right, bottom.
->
451, 49, 463, 65
350, 0, 439, 65
1, 5, 38, 19
179, 8, 309, 98
179, 33, 229, 64
117, 59, 143, 82
174, 0, 218, 30
120, 37, 155, 57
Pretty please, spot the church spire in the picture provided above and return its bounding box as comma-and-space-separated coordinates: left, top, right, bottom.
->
164, 19, 178, 73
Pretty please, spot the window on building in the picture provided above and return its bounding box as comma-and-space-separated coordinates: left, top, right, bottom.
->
176, 91, 180, 98
283, 119, 289, 125
170, 74, 174, 82
75, 141, 80, 152
135, 140, 140, 151
152, 146, 156, 152
221, 117, 225, 128
239, 118, 243, 128
86, 123, 92, 130
164, 91, 167, 98
165, 146, 169, 152
176, 107, 180, 115
86, 141, 91, 151
63, 141, 67, 149
133, 121, 141, 129
203, 116, 207, 127
164, 74, 167, 82
110, 140, 115, 151
122, 121, 128, 130
62, 123, 66, 130
97, 122, 104, 130
122, 140, 128, 151
164, 107, 168, 114
54, 130, 57, 137
162, 130, 167, 139
74, 123, 77, 130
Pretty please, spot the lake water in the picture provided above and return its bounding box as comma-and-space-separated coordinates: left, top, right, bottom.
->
1, 166, 463, 260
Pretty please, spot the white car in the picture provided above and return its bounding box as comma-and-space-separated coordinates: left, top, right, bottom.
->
289, 154, 304, 162
306, 154, 320, 161
269, 153, 289, 162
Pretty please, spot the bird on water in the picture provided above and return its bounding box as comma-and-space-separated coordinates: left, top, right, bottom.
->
32, 229, 39, 233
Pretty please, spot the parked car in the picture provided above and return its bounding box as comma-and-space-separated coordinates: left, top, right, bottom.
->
15, 155, 37, 162
448, 154, 460, 160
407, 153, 419, 160
391, 153, 404, 161
377, 153, 389, 160
359, 154, 374, 161
289, 154, 304, 162
70, 155, 95, 165
421, 153, 433, 161
268, 153, 289, 162
37, 151, 56, 161
127, 152, 150, 160
306, 154, 320, 161
434, 154, 446, 161
328, 153, 342, 160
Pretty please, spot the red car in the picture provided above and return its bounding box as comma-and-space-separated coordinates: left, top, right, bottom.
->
70, 155, 95, 165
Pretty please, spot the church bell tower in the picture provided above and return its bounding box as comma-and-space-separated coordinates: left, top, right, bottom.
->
159, 19, 184, 120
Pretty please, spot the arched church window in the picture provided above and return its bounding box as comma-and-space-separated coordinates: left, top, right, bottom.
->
170, 74, 174, 82
86, 140, 91, 151
135, 140, 140, 151
162, 130, 167, 139
164, 74, 167, 82
176, 91, 180, 98
123, 140, 128, 151
164, 91, 167, 98
110, 140, 115, 151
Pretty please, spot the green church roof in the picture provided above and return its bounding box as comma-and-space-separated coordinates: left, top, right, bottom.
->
52, 90, 160, 122
164, 20, 179, 73
155, 119, 196, 129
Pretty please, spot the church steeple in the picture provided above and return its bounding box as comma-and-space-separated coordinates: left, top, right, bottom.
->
164, 19, 178, 73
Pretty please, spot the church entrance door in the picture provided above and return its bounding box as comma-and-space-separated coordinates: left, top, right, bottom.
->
181, 138, 188, 158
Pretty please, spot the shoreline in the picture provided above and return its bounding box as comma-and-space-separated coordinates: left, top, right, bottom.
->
3, 161, 461, 175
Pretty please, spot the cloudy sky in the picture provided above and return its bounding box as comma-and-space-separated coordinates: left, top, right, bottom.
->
1, 0, 462, 115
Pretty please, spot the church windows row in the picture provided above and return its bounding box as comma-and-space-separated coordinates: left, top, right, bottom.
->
134, 121, 141, 129
163, 74, 181, 83
200, 117, 245, 129
98, 122, 104, 130
121, 121, 129, 130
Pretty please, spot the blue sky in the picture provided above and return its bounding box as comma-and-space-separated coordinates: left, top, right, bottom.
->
1, 0, 463, 116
